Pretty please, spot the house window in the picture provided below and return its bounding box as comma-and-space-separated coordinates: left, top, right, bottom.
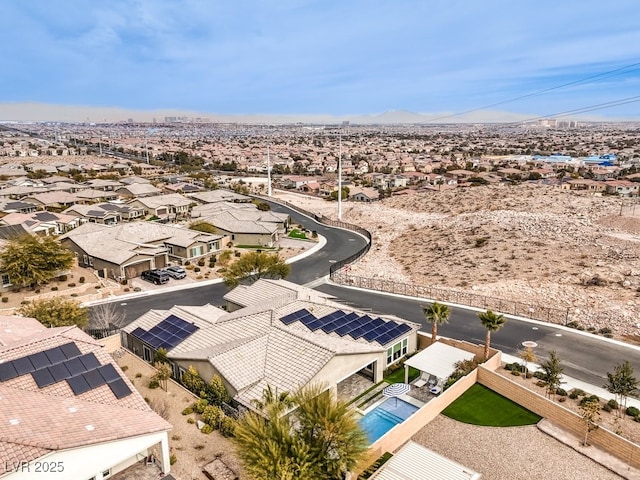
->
1, 274, 11, 286
190, 245, 203, 257
166, 245, 174, 255
143, 346, 151, 363
386, 338, 408, 366
208, 241, 220, 252
102, 469, 111, 478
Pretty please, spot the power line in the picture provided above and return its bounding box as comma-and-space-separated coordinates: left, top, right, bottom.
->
429, 61, 640, 122
514, 95, 640, 124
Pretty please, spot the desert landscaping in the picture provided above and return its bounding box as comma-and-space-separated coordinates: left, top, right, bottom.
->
273, 184, 640, 339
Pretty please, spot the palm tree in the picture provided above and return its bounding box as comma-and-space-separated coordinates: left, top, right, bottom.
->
477, 310, 506, 361
422, 302, 450, 345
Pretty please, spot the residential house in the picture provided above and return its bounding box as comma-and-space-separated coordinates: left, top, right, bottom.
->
349, 187, 380, 202
281, 175, 315, 189
127, 193, 193, 220
299, 181, 320, 194
22, 191, 79, 210
0, 200, 38, 214
163, 182, 202, 194
188, 190, 252, 204
195, 209, 283, 247
604, 180, 639, 196
566, 179, 607, 192
74, 189, 119, 204
0, 316, 172, 479
63, 203, 145, 224
122, 279, 420, 410
60, 222, 222, 279
0, 211, 80, 235
115, 183, 162, 199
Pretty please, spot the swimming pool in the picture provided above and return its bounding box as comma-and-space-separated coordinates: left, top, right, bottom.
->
358, 397, 419, 443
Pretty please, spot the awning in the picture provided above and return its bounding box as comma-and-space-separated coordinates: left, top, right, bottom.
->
404, 342, 475, 380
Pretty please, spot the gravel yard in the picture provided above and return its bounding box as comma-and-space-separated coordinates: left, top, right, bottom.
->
413, 415, 623, 480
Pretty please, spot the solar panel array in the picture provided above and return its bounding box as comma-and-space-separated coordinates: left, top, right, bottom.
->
279, 309, 412, 345
130, 314, 199, 350
0, 342, 131, 399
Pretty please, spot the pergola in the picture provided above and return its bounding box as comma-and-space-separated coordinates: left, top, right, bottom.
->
404, 342, 476, 386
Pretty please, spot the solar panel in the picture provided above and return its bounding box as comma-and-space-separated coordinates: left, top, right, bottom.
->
131, 327, 146, 338
108, 378, 132, 399
48, 362, 71, 382
397, 323, 412, 334
279, 308, 309, 325
370, 318, 385, 328
306, 319, 325, 331
162, 323, 181, 335
64, 357, 86, 376
79, 353, 100, 371
363, 326, 387, 342
335, 321, 360, 336
83, 369, 106, 389
348, 326, 369, 340
374, 333, 394, 345
98, 364, 120, 383
59, 342, 82, 359
28, 352, 50, 370
67, 375, 91, 395
183, 322, 198, 334
44, 347, 66, 365
12, 356, 36, 375
155, 330, 173, 341
32, 368, 55, 388
320, 320, 342, 333
164, 314, 183, 327
300, 314, 317, 327
0, 361, 19, 382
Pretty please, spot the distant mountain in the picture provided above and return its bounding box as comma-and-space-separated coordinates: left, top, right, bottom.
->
0, 102, 627, 125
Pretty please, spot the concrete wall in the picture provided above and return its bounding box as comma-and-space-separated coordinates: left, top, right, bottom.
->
477, 367, 640, 469
98, 333, 122, 353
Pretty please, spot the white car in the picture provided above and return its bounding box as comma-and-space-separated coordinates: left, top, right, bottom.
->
163, 266, 187, 279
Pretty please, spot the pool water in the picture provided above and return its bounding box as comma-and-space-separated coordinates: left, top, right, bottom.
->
358, 398, 419, 443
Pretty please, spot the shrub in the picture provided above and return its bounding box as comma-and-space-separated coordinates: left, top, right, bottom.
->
580, 395, 599, 406
200, 424, 214, 434
124, 288, 130, 292
192, 398, 209, 414
148, 380, 160, 389
598, 327, 612, 335
58, 274, 68, 282
197, 259, 205, 267
70, 293, 78, 297
169, 454, 177, 465
219, 415, 236, 437
20, 300, 30, 305
194, 444, 205, 450
535, 380, 547, 388
194, 267, 201, 273
525, 372, 533, 379
185, 260, 191, 266
51, 286, 58, 291
34, 289, 40, 294
95, 285, 101, 289
68, 283, 76, 287
234, 251, 241, 257
187, 417, 195, 424
510, 370, 521, 377
556, 388, 568, 396
135, 373, 142, 378
121, 366, 128, 372
79, 276, 85, 283
558, 397, 567, 403
607, 399, 619, 410
181, 407, 194, 415
569, 388, 586, 399
603, 403, 612, 413
2, 297, 8, 303
626, 406, 640, 418
133, 287, 141, 292
201, 405, 223, 427
533, 371, 545, 380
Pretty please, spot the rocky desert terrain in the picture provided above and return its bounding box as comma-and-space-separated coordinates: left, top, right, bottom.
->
274, 184, 640, 339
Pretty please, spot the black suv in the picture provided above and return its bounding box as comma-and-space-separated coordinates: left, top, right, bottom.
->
140, 269, 170, 285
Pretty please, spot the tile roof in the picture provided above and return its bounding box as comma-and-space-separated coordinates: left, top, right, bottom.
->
0, 318, 171, 475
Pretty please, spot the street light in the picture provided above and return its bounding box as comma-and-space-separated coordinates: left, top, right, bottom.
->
338, 129, 342, 220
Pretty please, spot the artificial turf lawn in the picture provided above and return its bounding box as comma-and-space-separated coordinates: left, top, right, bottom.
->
442, 383, 541, 426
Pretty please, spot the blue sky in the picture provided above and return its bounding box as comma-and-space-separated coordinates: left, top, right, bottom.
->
1, 0, 639, 120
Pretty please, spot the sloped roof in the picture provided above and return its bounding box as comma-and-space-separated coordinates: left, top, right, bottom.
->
0, 318, 171, 474
189, 190, 251, 204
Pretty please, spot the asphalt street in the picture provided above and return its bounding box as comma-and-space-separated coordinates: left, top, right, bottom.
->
95, 200, 640, 387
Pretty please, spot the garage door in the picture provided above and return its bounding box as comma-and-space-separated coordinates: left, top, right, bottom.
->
124, 261, 152, 279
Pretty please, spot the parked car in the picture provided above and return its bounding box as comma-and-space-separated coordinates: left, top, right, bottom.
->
140, 269, 170, 285
163, 265, 187, 280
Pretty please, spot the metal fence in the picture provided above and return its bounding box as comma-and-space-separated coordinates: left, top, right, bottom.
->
85, 327, 121, 339
331, 271, 570, 325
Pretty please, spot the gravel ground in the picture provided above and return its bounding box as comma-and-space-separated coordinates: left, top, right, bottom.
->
412, 415, 623, 480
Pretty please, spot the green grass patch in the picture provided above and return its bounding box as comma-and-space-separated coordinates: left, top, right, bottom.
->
288, 229, 307, 239
358, 452, 393, 479
384, 366, 420, 385
442, 384, 541, 426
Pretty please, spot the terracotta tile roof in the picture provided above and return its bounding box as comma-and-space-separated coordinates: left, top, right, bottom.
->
0, 319, 171, 475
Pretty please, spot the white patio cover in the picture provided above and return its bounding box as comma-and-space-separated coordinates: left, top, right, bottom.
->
372, 440, 481, 480
404, 342, 476, 381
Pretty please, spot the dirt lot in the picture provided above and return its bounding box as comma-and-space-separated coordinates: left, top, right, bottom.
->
115, 351, 246, 480
273, 186, 640, 337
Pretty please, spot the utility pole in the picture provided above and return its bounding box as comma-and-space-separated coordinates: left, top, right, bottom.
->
267, 143, 272, 197
338, 129, 342, 221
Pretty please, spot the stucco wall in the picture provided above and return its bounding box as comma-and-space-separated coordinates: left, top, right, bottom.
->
312, 352, 383, 387
477, 366, 640, 469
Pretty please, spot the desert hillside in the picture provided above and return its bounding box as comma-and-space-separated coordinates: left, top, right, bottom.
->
274, 185, 640, 338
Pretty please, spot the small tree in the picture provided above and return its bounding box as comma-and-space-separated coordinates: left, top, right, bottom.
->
422, 302, 450, 345
579, 398, 601, 446
0, 234, 74, 287
19, 298, 89, 329
477, 310, 506, 361
181, 366, 205, 395
223, 251, 290, 288
205, 374, 230, 406
154, 347, 169, 365
518, 345, 537, 377
606, 360, 638, 419
89, 302, 127, 329
540, 350, 564, 399
153, 362, 172, 391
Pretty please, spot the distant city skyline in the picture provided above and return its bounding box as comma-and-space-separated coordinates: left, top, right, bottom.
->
1, 1, 639, 122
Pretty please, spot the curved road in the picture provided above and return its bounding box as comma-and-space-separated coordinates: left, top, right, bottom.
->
99, 201, 640, 387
